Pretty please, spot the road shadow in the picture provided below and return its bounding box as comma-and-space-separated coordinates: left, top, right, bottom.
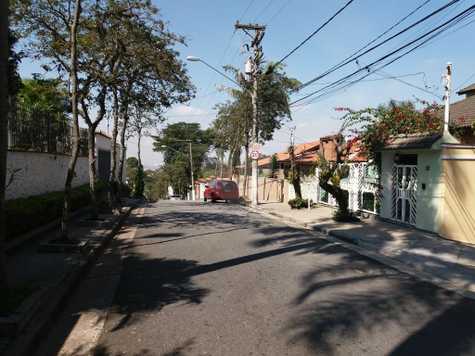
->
251, 221, 475, 355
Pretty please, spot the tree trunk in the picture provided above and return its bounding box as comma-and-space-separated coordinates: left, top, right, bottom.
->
61, 0, 82, 239
0, 0, 10, 292
118, 113, 128, 186
137, 130, 142, 166
87, 125, 98, 218
289, 145, 302, 199
243, 143, 249, 198
109, 88, 119, 205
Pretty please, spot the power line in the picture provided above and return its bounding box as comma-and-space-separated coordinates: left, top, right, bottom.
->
266, 0, 294, 24
290, 5, 475, 106
294, 12, 470, 108
275, 0, 356, 66
296, 0, 463, 92
239, 0, 257, 20
456, 72, 475, 91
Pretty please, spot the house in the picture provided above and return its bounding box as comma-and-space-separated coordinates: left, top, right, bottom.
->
258, 140, 320, 177
377, 83, 475, 244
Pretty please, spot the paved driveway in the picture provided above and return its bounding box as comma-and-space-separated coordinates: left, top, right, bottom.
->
92, 201, 475, 355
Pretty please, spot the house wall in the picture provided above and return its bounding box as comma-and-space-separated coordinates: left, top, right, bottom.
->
380, 150, 444, 232
440, 146, 475, 244
6, 133, 125, 200
5, 151, 89, 200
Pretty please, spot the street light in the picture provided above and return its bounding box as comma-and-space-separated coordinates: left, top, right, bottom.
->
161, 143, 195, 201
186, 55, 241, 86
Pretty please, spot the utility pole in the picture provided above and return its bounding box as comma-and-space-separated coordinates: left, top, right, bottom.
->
235, 21, 265, 207
443, 62, 452, 135
189, 141, 195, 201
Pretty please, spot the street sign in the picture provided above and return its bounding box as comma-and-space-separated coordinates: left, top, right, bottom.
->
250, 150, 259, 160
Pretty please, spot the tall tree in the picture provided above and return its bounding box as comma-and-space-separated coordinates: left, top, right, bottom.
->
212, 63, 299, 190
13, 0, 83, 238
153, 122, 212, 197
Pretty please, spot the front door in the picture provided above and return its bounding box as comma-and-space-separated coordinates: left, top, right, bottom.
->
392, 165, 417, 225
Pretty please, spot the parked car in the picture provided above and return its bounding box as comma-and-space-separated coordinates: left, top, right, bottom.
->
204, 179, 239, 203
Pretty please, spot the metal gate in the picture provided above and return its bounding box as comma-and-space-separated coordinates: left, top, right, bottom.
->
98, 149, 111, 182
392, 165, 417, 225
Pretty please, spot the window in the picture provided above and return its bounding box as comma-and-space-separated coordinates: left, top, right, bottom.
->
361, 192, 376, 212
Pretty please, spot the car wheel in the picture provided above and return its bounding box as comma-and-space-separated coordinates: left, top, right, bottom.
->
204, 197, 207, 202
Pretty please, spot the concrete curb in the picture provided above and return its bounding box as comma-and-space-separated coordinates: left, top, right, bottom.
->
245, 205, 475, 301
2, 205, 136, 356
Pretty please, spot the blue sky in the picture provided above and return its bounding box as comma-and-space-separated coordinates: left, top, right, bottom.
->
18, 0, 475, 169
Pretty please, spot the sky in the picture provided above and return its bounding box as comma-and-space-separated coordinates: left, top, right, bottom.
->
18, 0, 475, 169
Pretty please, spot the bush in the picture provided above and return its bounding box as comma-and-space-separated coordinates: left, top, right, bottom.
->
5, 182, 106, 241
288, 197, 311, 209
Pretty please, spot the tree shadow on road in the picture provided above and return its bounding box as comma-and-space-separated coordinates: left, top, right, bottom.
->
106, 253, 209, 333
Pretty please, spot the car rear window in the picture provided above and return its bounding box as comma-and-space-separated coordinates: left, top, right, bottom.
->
222, 181, 237, 192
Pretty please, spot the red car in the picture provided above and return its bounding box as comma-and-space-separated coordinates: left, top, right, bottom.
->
204, 179, 239, 203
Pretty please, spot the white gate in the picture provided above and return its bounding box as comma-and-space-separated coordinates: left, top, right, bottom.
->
392, 165, 417, 225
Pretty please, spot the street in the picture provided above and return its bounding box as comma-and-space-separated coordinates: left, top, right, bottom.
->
40, 201, 475, 356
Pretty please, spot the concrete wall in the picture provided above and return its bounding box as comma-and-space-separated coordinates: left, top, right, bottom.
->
440, 146, 475, 244
6, 151, 89, 200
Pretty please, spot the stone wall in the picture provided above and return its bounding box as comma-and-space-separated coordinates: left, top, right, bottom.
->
5, 151, 89, 200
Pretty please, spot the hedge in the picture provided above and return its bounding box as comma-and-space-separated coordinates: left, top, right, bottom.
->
5, 182, 106, 241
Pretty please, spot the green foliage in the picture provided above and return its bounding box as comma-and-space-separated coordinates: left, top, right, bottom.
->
153, 122, 213, 195
144, 168, 170, 201
271, 154, 278, 176
339, 100, 442, 159
126, 157, 139, 186
133, 164, 145, 198
288, 197, 311, 209
5, 182, 106, 240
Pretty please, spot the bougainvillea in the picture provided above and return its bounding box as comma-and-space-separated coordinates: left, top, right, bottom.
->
340, 100, 442, 159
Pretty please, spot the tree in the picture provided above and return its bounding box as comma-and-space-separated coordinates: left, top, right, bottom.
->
212, 63, 299, 191
316, 134, 352, 221
143, 168, 170, 201
13, 78, 69, 152
14, 0, 83, 238
270, 154, 278, 178
153, 122, 213, 197
126, 156, 139, 187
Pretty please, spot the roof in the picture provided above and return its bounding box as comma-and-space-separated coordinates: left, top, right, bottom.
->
257, 141, 319, 167
457, 83, 475, 95
381, 133, 442, 150
96, 131, 112, 139
347, 140, 368, 162
450, 94, 475, 128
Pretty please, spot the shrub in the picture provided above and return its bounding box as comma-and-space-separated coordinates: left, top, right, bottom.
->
288, 197, 311, 209
5, 182, 106, 241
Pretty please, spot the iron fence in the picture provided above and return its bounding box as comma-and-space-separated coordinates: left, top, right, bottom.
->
8, 113, 88, 156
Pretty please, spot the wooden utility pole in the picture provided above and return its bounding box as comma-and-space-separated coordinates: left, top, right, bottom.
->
234, 21, 265, 206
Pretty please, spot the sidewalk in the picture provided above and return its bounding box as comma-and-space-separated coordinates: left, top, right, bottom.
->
0, 200, 138, 355
252, 202, 475, 298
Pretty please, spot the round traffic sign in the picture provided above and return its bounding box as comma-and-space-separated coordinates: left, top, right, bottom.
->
250, 150, 259, 160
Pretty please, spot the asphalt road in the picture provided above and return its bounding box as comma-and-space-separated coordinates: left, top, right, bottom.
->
39, 200, 475, 356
